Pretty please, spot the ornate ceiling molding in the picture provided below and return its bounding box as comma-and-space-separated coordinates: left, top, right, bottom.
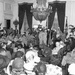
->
15, 0, 35, 4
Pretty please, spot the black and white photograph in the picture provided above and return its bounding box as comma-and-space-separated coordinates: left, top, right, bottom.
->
0, 0, 75, 75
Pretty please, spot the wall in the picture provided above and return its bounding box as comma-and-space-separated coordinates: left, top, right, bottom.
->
65, 1, 75, 34
16, 0, 35, 3
0, 1, 4, 29
12, 1, 19, 30
0, 0, 14, 29
65, 1, 75, 26
0, 0, 19, 30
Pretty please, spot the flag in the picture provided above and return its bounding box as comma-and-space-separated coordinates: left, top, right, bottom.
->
21, 11, 29, 34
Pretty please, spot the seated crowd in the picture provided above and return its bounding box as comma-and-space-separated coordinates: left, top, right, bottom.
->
0, 27, 75, 75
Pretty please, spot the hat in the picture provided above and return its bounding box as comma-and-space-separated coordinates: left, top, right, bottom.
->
12, 58, 24, 70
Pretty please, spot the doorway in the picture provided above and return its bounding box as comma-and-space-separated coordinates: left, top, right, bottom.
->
5, 19, 11, 29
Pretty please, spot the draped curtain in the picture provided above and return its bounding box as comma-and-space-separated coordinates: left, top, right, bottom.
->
19, 3, 33, 33
48, 2, 66, 33
57, 3, 66, 32
48, 3, 56, 30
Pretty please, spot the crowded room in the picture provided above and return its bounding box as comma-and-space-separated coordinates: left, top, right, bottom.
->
0, 0, 75, 75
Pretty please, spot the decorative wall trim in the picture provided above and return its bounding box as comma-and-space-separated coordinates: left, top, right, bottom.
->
4, 2, 12, 15
0, 0, 4, 2
16, 0, 35, 4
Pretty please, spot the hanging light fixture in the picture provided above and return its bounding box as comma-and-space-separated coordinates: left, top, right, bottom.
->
31, 0, 52, 22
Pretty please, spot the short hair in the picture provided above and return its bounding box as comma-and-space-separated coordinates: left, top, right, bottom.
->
0, 48, 6, 53
15, 51, 24, 58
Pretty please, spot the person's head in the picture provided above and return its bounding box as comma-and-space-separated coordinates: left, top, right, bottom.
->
25, 51, 34, 62
26, 50, 40, 63
55, 42, 60, 47
12, 58, 24, 70
17, 44, 23, 49
60, 41, 65, 47
0, 48, 6, 56
15, 51, 24, 58
68, 63, 75, 75
33, 46, 39, 51
29, 43, 33, 48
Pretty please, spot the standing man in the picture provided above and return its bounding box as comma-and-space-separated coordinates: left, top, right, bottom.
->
39, 29, 47, 45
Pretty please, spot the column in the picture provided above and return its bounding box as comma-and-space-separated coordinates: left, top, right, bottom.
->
0, 1, 4, 29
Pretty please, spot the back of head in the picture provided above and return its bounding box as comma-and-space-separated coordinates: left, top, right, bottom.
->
34, 62, 46, 73
0, 55, 9, 69
12, 58, 24, 70
15, 51, 24, 58
0, 48, 6, 56
68, 63, 75, 75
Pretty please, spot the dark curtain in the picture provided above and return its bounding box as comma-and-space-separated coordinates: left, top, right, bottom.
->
19, 3, 33, 33
48, 2, 66, 32
48, 4, 56, 30
57, 2, 66, 32
26, 4, 33, 32
19, 4, 25, 33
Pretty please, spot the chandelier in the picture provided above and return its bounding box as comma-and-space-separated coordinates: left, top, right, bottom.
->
31, 0, 52, 22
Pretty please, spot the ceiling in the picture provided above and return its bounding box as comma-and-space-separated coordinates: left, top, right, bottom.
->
15, 0, 75, 3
